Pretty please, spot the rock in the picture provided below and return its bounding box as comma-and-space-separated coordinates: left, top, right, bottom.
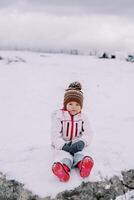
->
0, 170, 134, 200
0, 172, 48, 200
122, 169, 134, 189
126, 55, 134, 62
55, 172, 134, 200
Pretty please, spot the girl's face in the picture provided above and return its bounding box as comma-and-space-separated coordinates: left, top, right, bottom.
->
66, 101, 81, 115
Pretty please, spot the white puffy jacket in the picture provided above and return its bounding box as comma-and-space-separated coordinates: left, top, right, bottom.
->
51, 109, 93, 150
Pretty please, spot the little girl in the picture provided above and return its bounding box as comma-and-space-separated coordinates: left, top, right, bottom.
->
51, 82, 94, 182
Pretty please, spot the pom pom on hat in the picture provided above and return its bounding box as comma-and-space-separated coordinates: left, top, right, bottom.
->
67, 82, 82, 91
64, 81, 83, 109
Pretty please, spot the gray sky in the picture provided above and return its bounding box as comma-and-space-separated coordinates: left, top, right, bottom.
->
0, 0, 134, 17
0, 0, 134, 52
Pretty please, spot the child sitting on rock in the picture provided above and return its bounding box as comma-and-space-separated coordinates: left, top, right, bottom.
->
51, 82, 94, 182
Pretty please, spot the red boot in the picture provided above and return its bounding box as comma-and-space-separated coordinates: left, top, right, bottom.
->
52, 162, 70, 182
77, 156, 94, 178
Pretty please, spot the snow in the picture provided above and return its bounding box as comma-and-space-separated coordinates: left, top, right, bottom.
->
116, 190, 134, 200
0, 50, 134, 198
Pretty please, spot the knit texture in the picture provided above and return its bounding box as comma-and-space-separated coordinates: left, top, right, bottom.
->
64, 82, 83, 108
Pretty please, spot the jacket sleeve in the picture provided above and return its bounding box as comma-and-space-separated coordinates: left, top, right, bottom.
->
51, 111, 65, 150
80, 114, 93, 147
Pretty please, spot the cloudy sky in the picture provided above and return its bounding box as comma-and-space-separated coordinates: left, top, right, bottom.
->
0, 0, 134, 52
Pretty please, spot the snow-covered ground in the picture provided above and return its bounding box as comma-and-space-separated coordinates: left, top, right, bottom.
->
0, 50, 134, 198
116, 190, 134, 200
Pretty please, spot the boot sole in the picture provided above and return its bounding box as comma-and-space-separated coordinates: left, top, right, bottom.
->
52, 162, 70, 182
80, 156, 94, 178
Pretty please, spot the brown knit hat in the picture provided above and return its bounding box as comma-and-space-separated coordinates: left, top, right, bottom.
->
64, 82, 83, 109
